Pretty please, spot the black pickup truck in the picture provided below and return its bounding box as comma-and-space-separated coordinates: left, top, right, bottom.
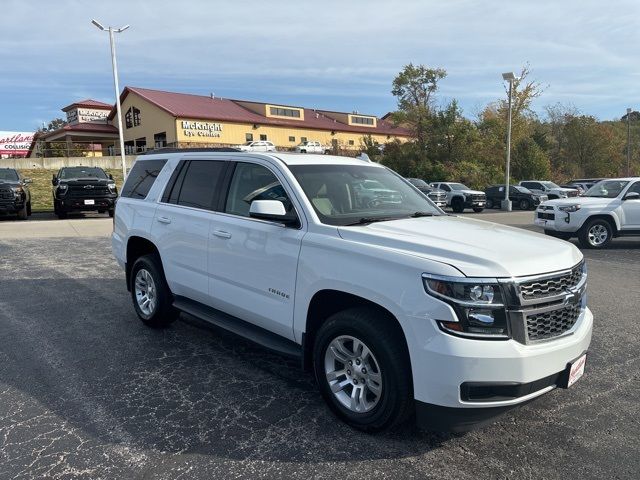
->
52, 166, 118, 219
0, 168, 32, 220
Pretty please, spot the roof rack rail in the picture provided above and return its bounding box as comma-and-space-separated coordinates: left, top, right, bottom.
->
139, 147, 241, 155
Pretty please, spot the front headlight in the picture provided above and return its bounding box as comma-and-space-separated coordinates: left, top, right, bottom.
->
558, 204, 580, 212
11, 186, 24, 197
108, 182, 117, 194
423, 275, 509, 339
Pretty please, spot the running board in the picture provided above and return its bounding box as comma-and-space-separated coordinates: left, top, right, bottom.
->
173, 296, 302, 359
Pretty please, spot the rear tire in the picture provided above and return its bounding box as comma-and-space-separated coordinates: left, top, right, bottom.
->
578, 218, 613, 249
57, 209, 67, 219
313, 307, 413, 432
451, 197, 464, 213
130, 254, 178, 327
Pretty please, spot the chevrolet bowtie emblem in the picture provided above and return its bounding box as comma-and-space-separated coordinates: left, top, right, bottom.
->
83, 185, 95, 189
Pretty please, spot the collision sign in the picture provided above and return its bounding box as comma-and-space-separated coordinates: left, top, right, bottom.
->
0, 131, 35, 157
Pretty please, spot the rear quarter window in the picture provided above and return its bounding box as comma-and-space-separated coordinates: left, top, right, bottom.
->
121, 159, 167, 199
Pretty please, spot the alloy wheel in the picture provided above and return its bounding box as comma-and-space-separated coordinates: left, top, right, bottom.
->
324, 335, 382, 413
134, 268, 157, 316
588, 224, 608, 246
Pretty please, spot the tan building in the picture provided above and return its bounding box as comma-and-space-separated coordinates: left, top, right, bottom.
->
110, 86, 410, 153
29, 87, 411, 157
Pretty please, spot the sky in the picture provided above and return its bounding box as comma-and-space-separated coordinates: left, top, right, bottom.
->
2, 0, 640, 132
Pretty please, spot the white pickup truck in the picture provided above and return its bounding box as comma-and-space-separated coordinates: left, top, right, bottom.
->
294, 141, 329, 154
535, 177, 640, 248
112, 151, 593, 432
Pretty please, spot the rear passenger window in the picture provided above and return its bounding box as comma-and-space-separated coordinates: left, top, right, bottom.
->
175, 161, 226, 210
121, 159, 167, 198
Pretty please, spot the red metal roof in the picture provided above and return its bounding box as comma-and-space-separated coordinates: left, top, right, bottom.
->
61, 99, 113, 112
110, 87, 411, 136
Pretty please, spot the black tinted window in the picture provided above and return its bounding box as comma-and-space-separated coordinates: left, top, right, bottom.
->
176, 160, 226, 210
121, 160, 166, 198
225, 163, 291, 217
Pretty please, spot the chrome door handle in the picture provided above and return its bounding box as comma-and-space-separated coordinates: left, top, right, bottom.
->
156, 216, 172, 224
212, 230, 232, 239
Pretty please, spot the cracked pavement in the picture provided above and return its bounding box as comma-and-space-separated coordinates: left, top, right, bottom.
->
0, 221, 638, 479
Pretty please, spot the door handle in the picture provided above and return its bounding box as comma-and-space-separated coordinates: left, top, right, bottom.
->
212, 230, 232, 239
156, 216, 172, 224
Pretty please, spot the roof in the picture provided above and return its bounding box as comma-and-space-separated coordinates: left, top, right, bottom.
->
138, 151, 382, 167
61, 99, 113, 112
110, 86, 411, 137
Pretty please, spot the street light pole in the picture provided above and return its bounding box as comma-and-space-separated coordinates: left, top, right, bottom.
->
626, 107, 632, 177
502, 72, 516, 212
92, 19, 130, 181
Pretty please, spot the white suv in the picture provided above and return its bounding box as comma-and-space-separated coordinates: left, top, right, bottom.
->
236, 140, 276, 152
519, 180, 579, 199
294, 141, 328, 154
112, 151, 593, 432
535, 177, 640, 248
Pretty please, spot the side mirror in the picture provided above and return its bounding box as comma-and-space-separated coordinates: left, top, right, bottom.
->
249, 200, 298, 226
23, 178, 32, 185
109, 173, 114, 180
52, 175, 58, 186
623, 192, 640, 201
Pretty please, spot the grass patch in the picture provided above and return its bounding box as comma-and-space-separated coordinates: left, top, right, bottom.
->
18, 169, 125, 212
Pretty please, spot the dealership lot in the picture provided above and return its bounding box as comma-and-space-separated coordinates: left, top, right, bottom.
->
0, 212, 638, 479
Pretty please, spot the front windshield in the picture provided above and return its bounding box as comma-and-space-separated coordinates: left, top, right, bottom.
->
289, 164, 441, 226
449, 183, 470, 191
0, 169, 19, 181
584, 180, 629, 198
541, 181, 560, 189
59, 167, 107, 179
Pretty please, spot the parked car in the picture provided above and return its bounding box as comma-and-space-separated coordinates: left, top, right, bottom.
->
561, 184, 585, 195
236, 141, 276, 152
353, 179, 403, 208
294, 141, 329, 154
0, 168, 32, 220
52, 166, 118, 219
535, 177, 640, 248
113, 151, 592, 433
406, 178, 447, 208
485, 184, 547, 210
519, 180, 579, 199
429, 182, 486, 213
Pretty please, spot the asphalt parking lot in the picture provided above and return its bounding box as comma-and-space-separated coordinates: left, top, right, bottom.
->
0, 211, 638, 479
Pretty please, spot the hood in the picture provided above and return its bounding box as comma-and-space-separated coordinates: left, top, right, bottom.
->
458, 189, 485, 195
543, 196, 614, 207
554, 187, 579, 193
0, 180, 20, 187
59, 177, 111, 185
337, 215, 582, 278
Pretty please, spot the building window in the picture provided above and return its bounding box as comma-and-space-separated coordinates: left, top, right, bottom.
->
125, 107, 142, 128
269, 106, 301, 118
260, 134, 267, 141
348, 140, 355, 146
351, 115, 375, 125
245, 133, 253, 142
135, 137, 147, 152
154, 132, 167, 149
125, 109, 133, 129
289, 136, 295, 142
124, 141, 135, 154
133, 107, 141, 126
300, 136, 307, 143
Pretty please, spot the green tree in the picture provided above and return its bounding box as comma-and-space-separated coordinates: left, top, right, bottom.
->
511, 137, 551, 180
390, 63, 447, 149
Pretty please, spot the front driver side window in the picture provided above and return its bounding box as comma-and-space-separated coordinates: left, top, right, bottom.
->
225, 162, 293, 218
627, 182, 640, 195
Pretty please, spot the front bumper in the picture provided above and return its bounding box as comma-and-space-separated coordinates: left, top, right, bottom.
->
0, 199, 25, 214
58, 196, 116, 211
407, 306, 593, 430
534, 207, 584, 233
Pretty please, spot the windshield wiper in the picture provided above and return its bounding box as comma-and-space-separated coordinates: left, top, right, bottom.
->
410, 211, 435, 217
345, 216, 401, 226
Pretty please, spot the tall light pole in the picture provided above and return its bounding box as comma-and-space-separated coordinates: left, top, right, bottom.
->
92, 19, 130, 180
501, 72, 517, 212
626, 107, 632, 177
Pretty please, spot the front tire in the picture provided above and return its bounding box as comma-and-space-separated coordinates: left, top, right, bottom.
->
486, 198, 494, 209
16, 203, 28, 220
473, 207, 484, 213
578, 218, 613, 249
130, 254, 178, 327
451, 197, 464, 213
313, 307, 413, 432
519, 199, 531, 210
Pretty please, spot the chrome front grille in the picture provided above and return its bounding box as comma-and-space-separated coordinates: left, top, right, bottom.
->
526, 303, 581, 341
519, 264, 583, 300
505, 262, 587, 344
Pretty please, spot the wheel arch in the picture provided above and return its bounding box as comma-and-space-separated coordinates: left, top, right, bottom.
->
125, 235, 161, 291
302, 289, 411, 375
580, 214, 620, 236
